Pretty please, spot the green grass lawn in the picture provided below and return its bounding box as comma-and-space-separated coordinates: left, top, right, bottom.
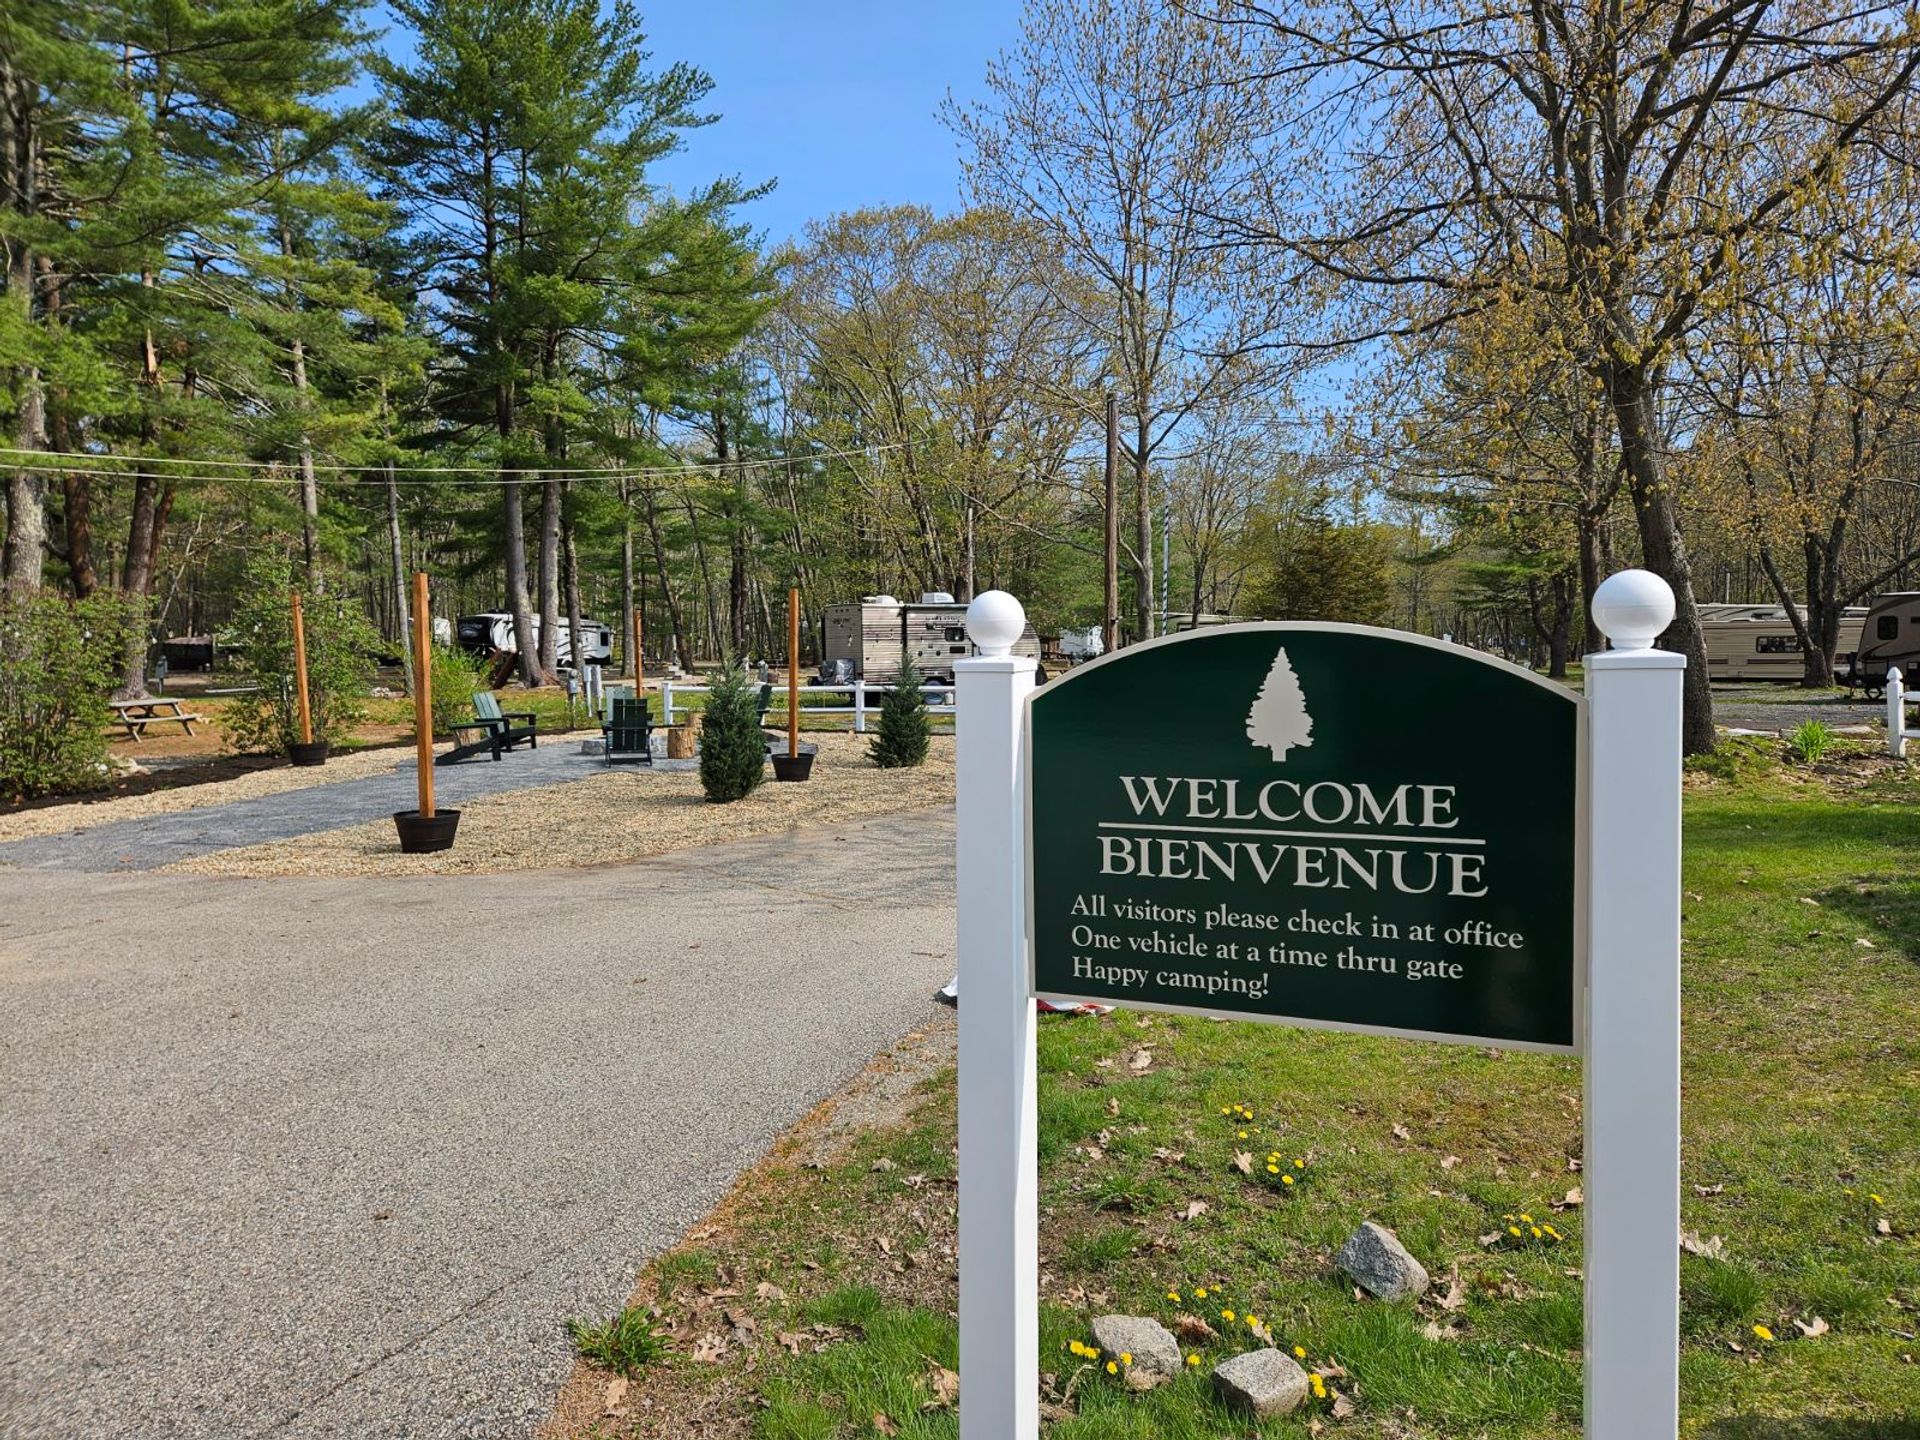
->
572, 741, 1919, 1438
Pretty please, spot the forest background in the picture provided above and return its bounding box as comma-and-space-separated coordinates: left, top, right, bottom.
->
6, 0, 1920, 752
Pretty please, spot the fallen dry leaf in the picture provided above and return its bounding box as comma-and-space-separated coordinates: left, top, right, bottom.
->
1332, 1390, 1357, 1420
776, 1331, 806, 1355
1681, 1230, 1727, 1260
1392, 1123, 1412, 1142
1794, 1316, 1830, 1338
1555, 1187, 1583, 1210
924, 1361, 960, 1409
690, 1332, 727, 1364
1175, 1313, 1219, 1343
1441, 1155, 1462, 1171
1231, 1150, 1253, 1176
1434, 1271, 1467, 1312
873, 1411, 900, 1436
603, 1376, 629, 1414
1105, 1097, 1121, 1117
1694, 1182, 1725, 1197
1179, 1199, 1210, 1221
1129, 1048, 1154, 1071
1478, 1231, 1504, 1248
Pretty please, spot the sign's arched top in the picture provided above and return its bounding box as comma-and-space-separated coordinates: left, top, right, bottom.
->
1025, 622, 1582, 1051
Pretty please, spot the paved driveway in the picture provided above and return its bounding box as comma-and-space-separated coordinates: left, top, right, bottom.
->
0, 810, 956, 1439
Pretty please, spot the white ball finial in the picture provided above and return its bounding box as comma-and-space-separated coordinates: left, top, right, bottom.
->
1591, 568, 1675, 651
966, 590, 1026, 657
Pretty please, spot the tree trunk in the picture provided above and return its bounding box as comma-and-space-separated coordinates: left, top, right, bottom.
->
503, 470, 538, 688
562, 496, 585, 681
641, 480, 693, 672
1, 64, 46, 596
387, 461, 413, 695
1133, 412, 1153, 642
537, 474, 561, 679
1607, 369, 1713, 753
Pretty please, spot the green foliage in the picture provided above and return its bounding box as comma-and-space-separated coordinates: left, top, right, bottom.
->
1244, 509, 1396, 625
869, 658, 931, 769
698, 662, 766, 802
566, 1307, 666, 1377
1788, 719, 1836, 763
0, 592, 134, 799
221, 553, 379, 753
427, 645, 488, 736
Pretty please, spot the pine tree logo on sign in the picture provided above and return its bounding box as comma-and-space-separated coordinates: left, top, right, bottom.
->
1246, 643, 1313, 760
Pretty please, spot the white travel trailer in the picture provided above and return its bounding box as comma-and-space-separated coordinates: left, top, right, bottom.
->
455, 612, 613, 668
820, 592, 1042, 683
1698, 602, 1866, 683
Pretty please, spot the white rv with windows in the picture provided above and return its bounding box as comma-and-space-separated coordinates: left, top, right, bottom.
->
455, 612, 612, 668
820, 593, 1042, 683
1698, 602, 1866, 683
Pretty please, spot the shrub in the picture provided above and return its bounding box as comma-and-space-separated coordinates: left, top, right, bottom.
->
1789, 719, 1835, 764
0, 592, 134, 799
427, 645, 488, 737
221, 553, 379, 754
699, 662, 766, 802
870, 657, 931, 769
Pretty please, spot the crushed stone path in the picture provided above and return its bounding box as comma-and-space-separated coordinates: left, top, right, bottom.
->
0, 746, 690, 872
0, 808, 956, 1440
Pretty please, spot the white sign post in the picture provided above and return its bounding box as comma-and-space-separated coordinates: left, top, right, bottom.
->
953, 573, 1683, 1439
955, 592, 1039, 1440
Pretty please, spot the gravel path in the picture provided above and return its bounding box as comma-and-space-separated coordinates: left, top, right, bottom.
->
0, 745, 647, 871
0, 809, 957, 1440
1713, 690, 1885, 734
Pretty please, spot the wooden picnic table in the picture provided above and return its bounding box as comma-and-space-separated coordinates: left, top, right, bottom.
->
108, 697, 205, 741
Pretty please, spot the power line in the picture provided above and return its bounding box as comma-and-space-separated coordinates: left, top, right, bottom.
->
0, 439, 913, 483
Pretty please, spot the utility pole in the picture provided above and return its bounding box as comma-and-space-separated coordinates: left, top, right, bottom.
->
1102, 391, 1119, 652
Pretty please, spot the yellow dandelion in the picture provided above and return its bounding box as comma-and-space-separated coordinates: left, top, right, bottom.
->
1220, 1106, 1232, 1116
1310, 1373, 1327, 1398
1167, 1290, 1181, 1303
1186, 1353, 1200, 1367
1293, 1344, 1307, 1359
1106, 1360, 1118, 1375
1194, 1286, 1208, 1299
1120, 1352, 1132, 1366
1508, 1225, 1522, 1237
1520, 1213, 1534, 1223
1267, 1163, 1280, 1174
1238, 1130, 1249, 1139
1544, 1225, 1562, 1240
1870, 1193, 1885, 1206
1753, 1324, 1774, 1342
1282, 1174, 1296, 1186
1295, 1158, 1306, 1168
1222, 1308, 1236, 1322
1246, 1314, 1260, 1330
1068, 1341, 1085, 1356
1531, 1226, 1544, 1239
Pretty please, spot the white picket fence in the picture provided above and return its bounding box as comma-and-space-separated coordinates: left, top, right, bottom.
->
659, 679, 956, 733
1887, 665, 1919, 756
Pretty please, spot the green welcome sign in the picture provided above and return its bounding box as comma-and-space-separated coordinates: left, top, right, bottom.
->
1027, 625, 1581, 1050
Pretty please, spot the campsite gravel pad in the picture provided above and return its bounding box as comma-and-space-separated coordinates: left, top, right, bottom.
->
0, 745, 674, 871
1714, 692, 1884, 733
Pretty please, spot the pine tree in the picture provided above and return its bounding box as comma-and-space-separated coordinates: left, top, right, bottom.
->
698, 662, 766, 802
1246, 644, 1312, 761
871, 658, 932, 769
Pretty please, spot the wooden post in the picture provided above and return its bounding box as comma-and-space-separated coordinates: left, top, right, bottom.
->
290, 592, 314, 745
632, 605, 644, 689
787, 586, 800, 758
413, 571, 435, 819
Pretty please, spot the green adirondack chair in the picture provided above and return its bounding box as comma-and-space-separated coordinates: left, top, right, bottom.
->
439, 690, 538, 765
601, 696, 653, 765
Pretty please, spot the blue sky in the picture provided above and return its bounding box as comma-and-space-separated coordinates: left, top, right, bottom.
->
365, 1, 1024, 249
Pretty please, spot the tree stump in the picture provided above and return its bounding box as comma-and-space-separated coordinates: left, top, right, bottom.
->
667, 712, 702, 760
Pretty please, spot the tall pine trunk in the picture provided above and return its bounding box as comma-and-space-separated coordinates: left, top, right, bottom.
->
387, 461, 413, 694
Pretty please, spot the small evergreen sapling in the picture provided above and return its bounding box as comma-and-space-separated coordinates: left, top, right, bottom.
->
871, 658, 932, 769
699, 663, 767, 802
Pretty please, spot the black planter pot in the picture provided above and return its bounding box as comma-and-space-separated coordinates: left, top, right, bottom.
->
287, 739, 331, 767
771, 751, 815, 782
393, 808, 461, 853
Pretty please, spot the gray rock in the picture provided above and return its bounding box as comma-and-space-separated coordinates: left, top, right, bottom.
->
1089, 1314, 1182, 1389
1337, 1219, 1431, 1302
1212, 1347, 1311, 1416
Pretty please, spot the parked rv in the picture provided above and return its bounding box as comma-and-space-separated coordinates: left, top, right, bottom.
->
1698, 602, 1866, 684
455, 612, 613, 668
1844, 592, 1920, 696
820, 593, 1042, 683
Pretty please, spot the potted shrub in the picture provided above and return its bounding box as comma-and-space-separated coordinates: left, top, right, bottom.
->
871, 657, 932, 769
699, 663, 767, 802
